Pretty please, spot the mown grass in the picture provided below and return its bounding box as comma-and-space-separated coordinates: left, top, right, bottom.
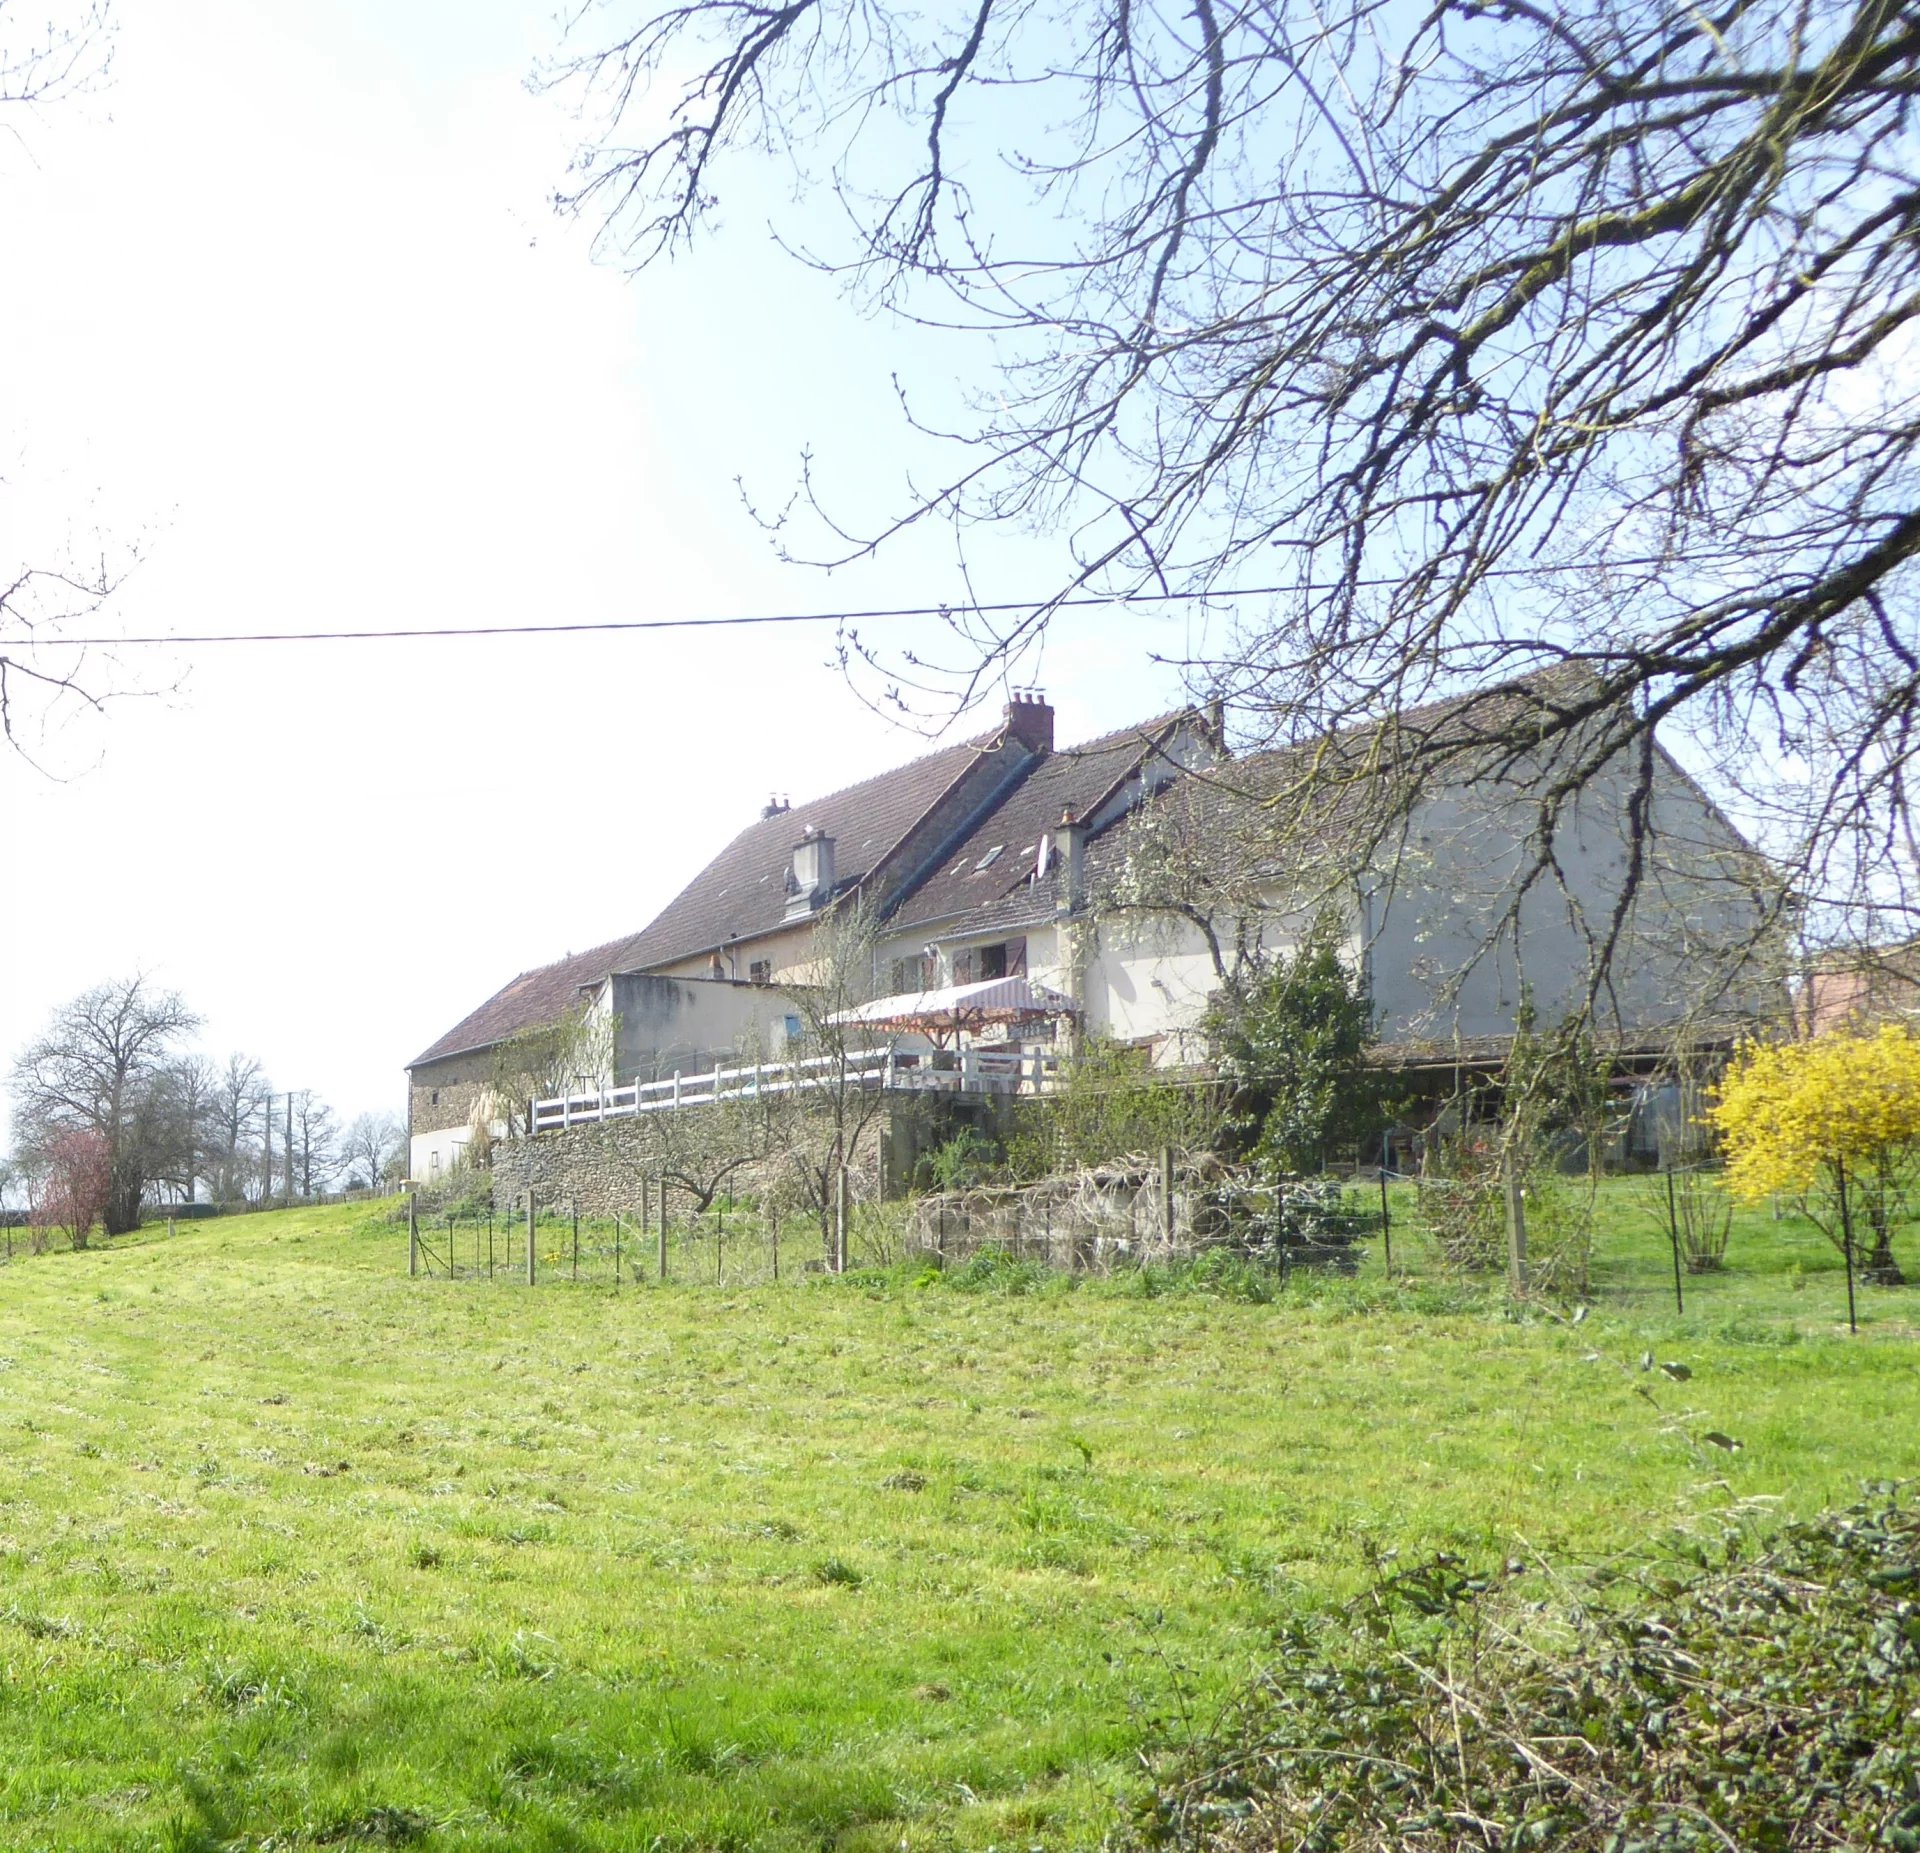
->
0, 1185, 1912, 1850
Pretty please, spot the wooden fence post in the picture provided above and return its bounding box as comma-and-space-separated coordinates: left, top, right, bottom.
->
1160, 1145, 1175, 1245
1505, 1167, 1528, 1298
408, 1194, 418, 1278
526, 1192, 537, 1287
835, 1167, 849, 1273
658, 1177, 668, 1281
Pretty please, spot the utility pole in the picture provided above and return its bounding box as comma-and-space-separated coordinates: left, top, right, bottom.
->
262, 1093, 273, 1207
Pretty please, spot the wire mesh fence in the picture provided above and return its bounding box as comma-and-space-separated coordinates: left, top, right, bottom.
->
405, 1195, 886, 1289
404, 1164, 1396, 1287
904, 1163, 1387, 1276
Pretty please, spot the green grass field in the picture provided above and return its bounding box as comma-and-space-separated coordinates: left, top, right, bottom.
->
0, 1187, 1913, 1850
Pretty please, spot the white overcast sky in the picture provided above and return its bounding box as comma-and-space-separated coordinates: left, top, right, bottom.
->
0, 0, 1199, 1141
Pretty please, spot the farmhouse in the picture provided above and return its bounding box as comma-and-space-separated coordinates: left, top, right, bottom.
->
405, 696, 1221, 1177
406, 679, 1784, 1179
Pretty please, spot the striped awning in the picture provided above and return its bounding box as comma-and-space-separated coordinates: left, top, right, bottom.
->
828, 975, 1080, 1032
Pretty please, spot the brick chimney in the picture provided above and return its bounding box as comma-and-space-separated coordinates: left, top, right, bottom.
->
1004, 689, 1054, 755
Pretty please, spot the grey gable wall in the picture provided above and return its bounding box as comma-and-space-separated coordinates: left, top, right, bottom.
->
1364, 747, 1782, 1046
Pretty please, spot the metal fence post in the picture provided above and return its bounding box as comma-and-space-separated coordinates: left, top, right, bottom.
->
408, 1194, 418, 1277
1837, 1155, 1859, 1335
526, 1192, 537, 1287
1664, 1165, 1685, 1315
658, 1177, 668, 1281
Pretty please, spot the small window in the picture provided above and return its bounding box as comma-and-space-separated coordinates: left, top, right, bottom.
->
783, 1014, 802, 1041
975, 845, 1005, 871
889, 957, 921, 993
430, 1090, 439, 1106
429, 1151, 441, 1176
750, 959, 772, 985
978, 942, 1009, 980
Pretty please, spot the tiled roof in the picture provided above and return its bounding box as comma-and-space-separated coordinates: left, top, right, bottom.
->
595, 730, 1008, 976
885, 713, 1203, 937
1083, 667, 1619, 897
407, 934, 653, 1070
409, 728, 1001, 1068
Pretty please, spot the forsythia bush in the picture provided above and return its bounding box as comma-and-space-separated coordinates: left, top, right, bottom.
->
1711, 1024, 1920, 1199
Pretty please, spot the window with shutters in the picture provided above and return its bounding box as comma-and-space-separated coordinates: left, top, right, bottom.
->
973, 937, 1026, 980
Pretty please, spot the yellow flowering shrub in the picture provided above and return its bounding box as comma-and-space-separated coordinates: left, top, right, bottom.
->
1711, 1024, 1920, 1202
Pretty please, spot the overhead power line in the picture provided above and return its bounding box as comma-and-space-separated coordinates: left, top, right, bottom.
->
0, 556, 1711, 649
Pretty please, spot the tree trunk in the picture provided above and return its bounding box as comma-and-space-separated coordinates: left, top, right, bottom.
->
104, 1177, 142, 1237
1863, 1204, 1906, 1286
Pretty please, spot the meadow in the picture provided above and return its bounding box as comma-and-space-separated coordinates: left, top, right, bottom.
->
0, 1187, 1913, 1851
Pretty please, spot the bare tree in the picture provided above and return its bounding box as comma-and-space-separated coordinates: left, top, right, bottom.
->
289, 1090, 338, 1200
9, 976, 201, 1234
205, 1053, 270, 1205
550, 0, 1918, 968
339, 1111, 404, 1193
490, 1004, 614, 1130
145, 1052, 217, 1205
758, 901, 894, 1257
0, 4, 128, 768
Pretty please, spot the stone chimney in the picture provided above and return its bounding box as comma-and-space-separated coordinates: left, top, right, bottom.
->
1004, 689, 1054, 755
784, 824, 837, 921
1054, 805, 1088, 916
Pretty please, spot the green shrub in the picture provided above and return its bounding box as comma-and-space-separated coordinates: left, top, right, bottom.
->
1144, 1488, 1920, 1853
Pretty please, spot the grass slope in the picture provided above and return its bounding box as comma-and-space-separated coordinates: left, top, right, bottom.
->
0, 1194, 1912, 1850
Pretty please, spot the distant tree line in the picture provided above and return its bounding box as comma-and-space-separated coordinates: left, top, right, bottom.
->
2, 977, 404, 1239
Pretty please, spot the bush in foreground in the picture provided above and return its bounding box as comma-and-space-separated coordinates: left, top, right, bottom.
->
1143, 1489, 1920, 1851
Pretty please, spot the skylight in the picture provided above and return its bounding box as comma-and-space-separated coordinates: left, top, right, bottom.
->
976, 845, 1006, 870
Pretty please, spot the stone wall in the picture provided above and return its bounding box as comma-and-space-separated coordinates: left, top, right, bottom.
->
488, 1109, 886, 1222
408, 1052, 499, 1140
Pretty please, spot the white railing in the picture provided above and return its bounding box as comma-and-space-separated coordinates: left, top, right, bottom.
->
530, 1045, 1060, 1133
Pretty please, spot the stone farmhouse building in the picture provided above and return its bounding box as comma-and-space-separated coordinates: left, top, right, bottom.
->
406, 681, 1783, 1181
